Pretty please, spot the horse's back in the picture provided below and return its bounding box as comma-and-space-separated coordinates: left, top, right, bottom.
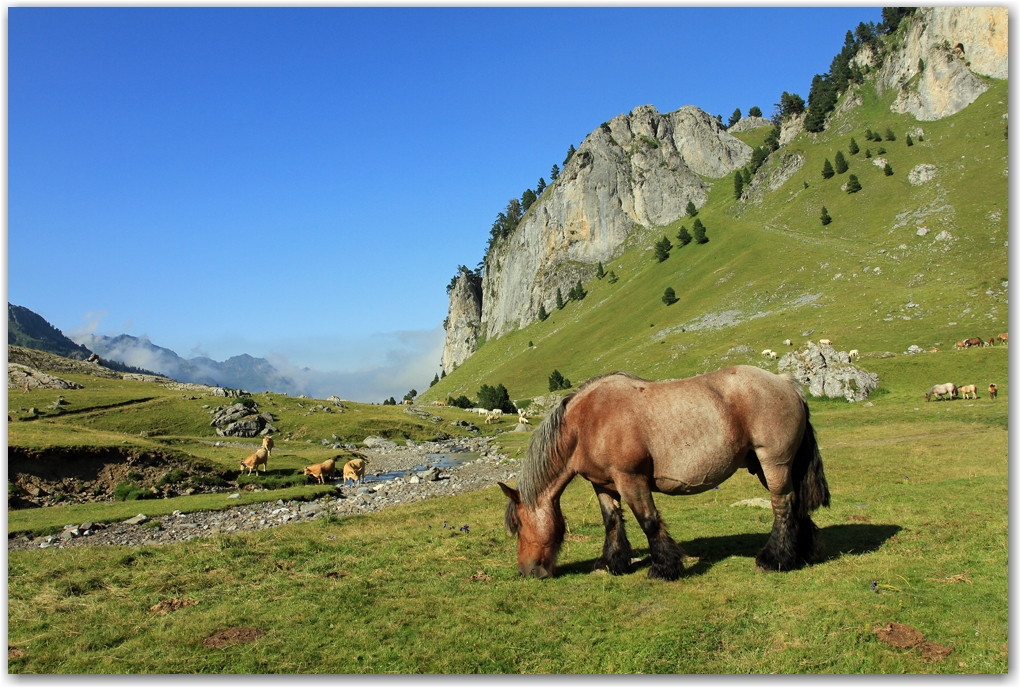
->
565, 367, 806, 494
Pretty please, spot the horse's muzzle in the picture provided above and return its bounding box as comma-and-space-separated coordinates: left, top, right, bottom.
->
519, 563, 552, 579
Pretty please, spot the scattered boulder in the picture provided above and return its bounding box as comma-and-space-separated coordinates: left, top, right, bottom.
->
778, 342, 880, 402
363, 436, 398, 449
908, 164, 937, 186
123, 514, 148, 526
8, 364, 82, 391
211, 402, 276, 438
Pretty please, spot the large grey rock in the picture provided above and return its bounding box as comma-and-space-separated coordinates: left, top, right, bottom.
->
442, 270, 483, 374
8, 364, 82, 391
741, 152, 804, 205
216, 419, 261, 438
880, 7, 1007, 121
123, 514, 148, 526
478, 104, 752, 340
363, 436, 397, 449
778, 342, 880, 402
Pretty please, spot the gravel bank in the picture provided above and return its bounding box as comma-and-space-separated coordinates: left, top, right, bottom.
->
8, 435, 524, 552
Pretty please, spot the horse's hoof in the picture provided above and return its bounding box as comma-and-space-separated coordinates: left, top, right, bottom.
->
647, 564, 683, 581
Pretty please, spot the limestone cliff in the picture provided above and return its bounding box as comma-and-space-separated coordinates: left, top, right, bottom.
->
881, 7, 1008, 121
441, 270, 482, 374
479, 105, 751, 339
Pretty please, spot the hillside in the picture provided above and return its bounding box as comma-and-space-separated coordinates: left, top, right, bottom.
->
8, 302, 94, 360
428, 8, 1008, 406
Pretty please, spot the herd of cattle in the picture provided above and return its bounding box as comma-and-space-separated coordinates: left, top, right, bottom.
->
238, 435, 368, 487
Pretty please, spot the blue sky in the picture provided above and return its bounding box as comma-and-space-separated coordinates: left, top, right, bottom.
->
8, 6, 883, 401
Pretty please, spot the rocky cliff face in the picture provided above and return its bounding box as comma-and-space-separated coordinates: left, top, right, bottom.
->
479, 105, 751, 339
441, 271, 482, 373
882, 7, 1008, 121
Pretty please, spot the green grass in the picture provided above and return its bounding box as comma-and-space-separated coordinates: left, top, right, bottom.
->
8, 381, 1007, 672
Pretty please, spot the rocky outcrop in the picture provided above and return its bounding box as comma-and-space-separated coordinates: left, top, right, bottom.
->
881, 7, 1008, 121
8, 363, 82, 390
480, 105, 752, 339
442, 270, 483, 373
779, 112, 806, 146
728, 116, 772, 133
8, 345, 121, 379
210, 402, 277, 437
741, 152, 804, 205
778, 342, 880, 402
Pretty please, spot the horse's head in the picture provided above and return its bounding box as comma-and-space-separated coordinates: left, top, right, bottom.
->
498, 482, 565, 579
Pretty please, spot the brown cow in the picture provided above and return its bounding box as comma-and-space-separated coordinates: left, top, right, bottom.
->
989, 383, 998, 400
343, 458, 367, 487
303, 458, 337, 484
240, 448, 269, 476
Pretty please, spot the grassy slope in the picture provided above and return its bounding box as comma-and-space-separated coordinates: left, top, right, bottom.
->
422, 79, 1008, 405
8, 391, 1007, 673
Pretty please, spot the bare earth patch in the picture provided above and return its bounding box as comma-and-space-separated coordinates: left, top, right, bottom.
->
150, 598, 199, 615
469, 570, 492, 581
203, 627, 266, 649
873, 622, 953, 663
9, 648, 25, 660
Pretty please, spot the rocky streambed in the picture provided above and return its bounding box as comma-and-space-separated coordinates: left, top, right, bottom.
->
8, 436, 522, 552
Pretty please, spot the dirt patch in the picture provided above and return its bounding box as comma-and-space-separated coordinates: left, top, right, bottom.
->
873, 622, 953, 662
9, 647, 24, 660
845, 514, 871, 522
150, 598, 199, 615
202, 627, 266, 649
469, 570, 492, 581
8, 446, 226, 509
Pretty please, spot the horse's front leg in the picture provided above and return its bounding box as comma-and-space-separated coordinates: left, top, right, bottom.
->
592, 484, 632, 575
615, 475, 685, 581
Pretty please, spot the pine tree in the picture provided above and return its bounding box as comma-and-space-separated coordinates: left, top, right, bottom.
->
596, 261, 605, 279
677, 225, 692, 246
521, 188, 537, 211
820, 206, 832, 225
834, 151, 849, 174
693, 219, 709, 244
536, 177, 546, 194
846, 174, 862, 193
686, 200, 698, 217
876, 146, 886, 155
822, 158, 835, 179
564, 145, 576, 166
662, 287, 679, 306
884, 127, 896, 141
884, 162, 894, 176
607, 271, 618, 284
865, 148, 872, 158
548, 369, 571, 392
430, 373, 440, 387
550, 164, 560, 181
441, 369, 446, 379
556, 288, 565, 310
906, 134, 914, 146
538, 303, 549, 321
742, 168, 752, 185
918, 134, 924, 142
569, 279, 587, 300
848, 137, 860, 154
734, 171, 744, 199
728, 108, 742, 127
748, 106, 762, 117
654, 236, 673, 262
865, 128, 874, 140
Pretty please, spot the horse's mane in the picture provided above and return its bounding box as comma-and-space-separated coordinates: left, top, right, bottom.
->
518, 371, 646, 506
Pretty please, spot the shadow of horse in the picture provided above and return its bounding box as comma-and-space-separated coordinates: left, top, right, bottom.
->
555, 523, 902, 578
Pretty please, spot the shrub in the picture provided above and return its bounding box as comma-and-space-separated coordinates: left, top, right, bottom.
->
548, 370, 572, 392
114, 481, 152, 502
527, 341, 533, 347
677, 226, 692, 246
734, 171, 744, 199
865, 148, 872, 158
236, 396, 256, 409
906, 134, 914, 146
820, 206, 832, 225
846, 174, 862, 193
607, 271, 619, 284
447, 395, 474, 409
821, 159, 835, 179
884, 163, 894, 176
876, 146, 886, 155
834, 151, 849, 174
654, 236, 673, 262
158, 469, 188, 486
662, 287, 679, 305
236, 472, 309, 490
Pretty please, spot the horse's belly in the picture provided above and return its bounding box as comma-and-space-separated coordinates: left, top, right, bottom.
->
652, 452, 742, 495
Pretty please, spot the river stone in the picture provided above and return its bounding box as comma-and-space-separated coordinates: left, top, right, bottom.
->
363, 436, 398, 449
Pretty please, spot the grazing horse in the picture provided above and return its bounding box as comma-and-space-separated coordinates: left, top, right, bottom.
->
925, 383, 957, 402
989, 383, 998, 400
499, 366, 830, 580
998, 332, 1009, 345
954, 341, 966, 350
964, 337, 983, 348
958, 384, 978, 400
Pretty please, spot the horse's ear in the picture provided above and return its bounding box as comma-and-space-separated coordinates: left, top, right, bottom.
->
498, 482, 521, 504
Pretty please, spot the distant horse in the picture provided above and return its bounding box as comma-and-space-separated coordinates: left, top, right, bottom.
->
964, 337, 983, 348
499, 366, 830, 580
958, 384, 978, 400
998, 333, 1009, 345
989, 383, 998, 400
925, 383, 956, 402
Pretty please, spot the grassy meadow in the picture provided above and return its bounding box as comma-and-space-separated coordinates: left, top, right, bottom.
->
7, 354, 1008, 672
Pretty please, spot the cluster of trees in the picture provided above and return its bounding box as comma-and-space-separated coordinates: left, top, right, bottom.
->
724, 106, 763, 129
446, 264, 483, 295
655, 218, 709, 262
805, 10, 916, 134
443, 383, 516, 413
548, 369, 572, 392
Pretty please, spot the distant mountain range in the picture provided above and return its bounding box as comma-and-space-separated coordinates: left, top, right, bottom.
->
8, 303, 294, 393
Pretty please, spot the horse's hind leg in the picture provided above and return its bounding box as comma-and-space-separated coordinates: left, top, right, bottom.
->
616, 476, 685, 581
756, 488, 821, 572
592, 485, 632, 575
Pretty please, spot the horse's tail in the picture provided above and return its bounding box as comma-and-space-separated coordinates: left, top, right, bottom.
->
792, 404, 830, 519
